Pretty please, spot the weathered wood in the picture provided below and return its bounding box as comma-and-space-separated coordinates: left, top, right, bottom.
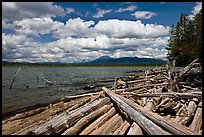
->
189, 102, 202, 133
89, 113, 123, 135
61, 91, 104, 101
127, 122, 143, 135
27, 97, 110, 135
10, 67, 22, 89
40, 73, 53, 85
122, 91, 202, 99
182, 98, 198, 126
80, 107, 116, 135
103, 87, 168, 135
62, 104, 113, 135
113, 89, 197, 135
105, 87, 198, 135
113, 120, 130, 135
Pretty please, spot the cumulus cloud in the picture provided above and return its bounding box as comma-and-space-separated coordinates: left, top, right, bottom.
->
192, 2, 202, 15
2, 17, 169, 63
2, 2, 65, 20
132, 11, 157, 19
188, 2, 202, 20
66, 7, 75, 14
115, 5, 137, 13
94, 19, 169, 38
12, 17, 64, 36
53, 17, 96, 38
93, 9, 112, 18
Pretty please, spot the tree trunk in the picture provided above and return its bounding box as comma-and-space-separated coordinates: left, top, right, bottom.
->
80, 106, 116, 135
62, 104, 113, 135
103, 87, 168, 135
127, 122, 143, 135
27, 97, 110, 135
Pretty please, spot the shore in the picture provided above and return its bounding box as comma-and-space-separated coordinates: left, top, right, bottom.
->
2, 59, 202, 135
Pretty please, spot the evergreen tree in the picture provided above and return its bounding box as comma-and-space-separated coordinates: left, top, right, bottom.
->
167, 9, 202, 67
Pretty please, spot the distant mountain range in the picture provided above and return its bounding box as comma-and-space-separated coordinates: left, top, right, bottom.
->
2, 56, 166, 65
82, 55, 166, 64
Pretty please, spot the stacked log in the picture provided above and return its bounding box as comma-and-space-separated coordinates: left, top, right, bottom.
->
2, 59, 202, 135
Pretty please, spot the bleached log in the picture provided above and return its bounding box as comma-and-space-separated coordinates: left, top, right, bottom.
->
113, 120, 130, 135
103, 87, 168, 135
127, 122, 143, 135
103, 87, 198, 135
27, 97, 110, 135
122, 91, 202, 99
61, 91, 103, 101
80, 107, 116, 135
62, 104, 113, 135
10, 67, 22, 89
89, 113, 123, 135
40, 73, 53, 85
189, 102, 202, 133
182, 98, 198, 126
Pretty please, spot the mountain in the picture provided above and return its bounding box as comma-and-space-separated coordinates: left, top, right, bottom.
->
85, 56, 166, 65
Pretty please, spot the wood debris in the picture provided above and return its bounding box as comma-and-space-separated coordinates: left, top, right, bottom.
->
2, 59, 202, 135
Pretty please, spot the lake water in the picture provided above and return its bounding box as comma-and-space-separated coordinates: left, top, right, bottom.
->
2, 66, 147, 114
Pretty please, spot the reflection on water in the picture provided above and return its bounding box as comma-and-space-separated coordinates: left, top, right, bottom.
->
2, 66, 145, 113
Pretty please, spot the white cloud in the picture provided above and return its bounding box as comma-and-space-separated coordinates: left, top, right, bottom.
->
66, 7, 75, 14
160, 2, 166, 4
116, 5, 137, 13
188, 2, 202, 20
93, 9, 112, 18
94, 19, 169, 38
2, 2, 65, 20
2, 17, 170, 63
53, 17, 96, 38
192, 2, 202, 15
12, 17, 64, 36
132, 11, 157, 19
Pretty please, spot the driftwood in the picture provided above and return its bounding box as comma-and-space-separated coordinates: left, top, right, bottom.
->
122, 91, 202, 99
182, 98, 199, 126
104, 87, 198, 135
89, 113, 123, 135
189, 102, 202, 134
113, 120, 130, 135
62, 104, 113, 135
103, 87, 169, 135
80, 107, 116, 135
27, 97, 110, 135
40, 73, 53, 85
127, 122, 143, 135
10, 67, 22, 89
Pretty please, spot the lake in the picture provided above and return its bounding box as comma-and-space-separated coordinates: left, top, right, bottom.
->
2, 66, 148, 114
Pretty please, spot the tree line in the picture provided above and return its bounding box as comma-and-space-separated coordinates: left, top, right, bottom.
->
167, 9, 202, 67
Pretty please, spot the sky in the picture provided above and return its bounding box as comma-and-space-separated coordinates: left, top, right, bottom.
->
2, 2, 202, 63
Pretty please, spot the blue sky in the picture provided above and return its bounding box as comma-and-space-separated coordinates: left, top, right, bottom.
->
2, 2, 202, 63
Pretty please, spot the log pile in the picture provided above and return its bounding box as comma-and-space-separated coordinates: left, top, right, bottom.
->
2, 59, 202, 135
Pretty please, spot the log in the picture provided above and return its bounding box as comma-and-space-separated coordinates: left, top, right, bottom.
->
40, 73, 53, 85
182, 98, 198, 126
102, 87, 168, 135
10, 67, 22, 89
178, 58, 198, 80
27, 97, 110, 135
80, 107, 116, 135
122, 91, 202, 99
89, 113, 123, 135
189, 102, 202, 133
61, 91, 103, 101
113, 120, 130, 135
103, 87, 198, 135
127, 122, 143, 135
62, 104, 113, 135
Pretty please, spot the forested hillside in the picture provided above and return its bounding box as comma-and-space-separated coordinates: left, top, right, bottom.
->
167, 9, 202, 67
